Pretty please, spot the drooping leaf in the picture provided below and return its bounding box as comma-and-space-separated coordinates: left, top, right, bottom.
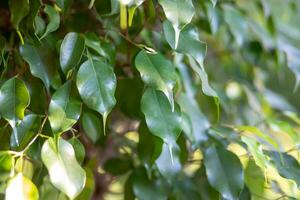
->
141, 88, 182, 147
40, 5, 60, 39
76, 58, 116, 133
159, 0, 195, 48
128, 0, 145, 27
60, 32, 85, 75
178, 93, 209, 144
20, 42, 57, 90
8, 0, 29, 30
41, 138, 86, 199
204, 146, 244, 200
11, 114, 41, 152
135, 50, 178, 110
81, 111, 103, 143
48, 81, 82, 134
5, 173, 39, 200
0, 77, 30, 123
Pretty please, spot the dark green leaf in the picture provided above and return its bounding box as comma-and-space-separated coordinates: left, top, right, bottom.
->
60, 32, 85, 74
81, 111, 103, 143
9, 0, 29, 29
204, 146, 244, 200
40, 5, 60, 39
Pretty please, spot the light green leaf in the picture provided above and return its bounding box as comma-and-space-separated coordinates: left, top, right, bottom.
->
5, 173, 39, 200
128, 0, 145, 27
40, 5, 60, 39
76, 58, 116, 133
141, 88, 182, 147
20, 42, 57, 90
135, 50, 178, 111
159, 0, 195, 48
49, 81, 82, 134
0, 77, 30, 122
241, 136, 269, 170
8, 0, 29, 29
204, 146, 244, 200
60, 32, 85, 75
244, 159, 265, 196
34, 16, 46, 37
267, 151, 300, 188
82, 111, 103, 143
11, 114, 41, 152
41, 138, 86, 199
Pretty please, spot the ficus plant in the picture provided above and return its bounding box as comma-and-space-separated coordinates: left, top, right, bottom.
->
1, 0, 300, 199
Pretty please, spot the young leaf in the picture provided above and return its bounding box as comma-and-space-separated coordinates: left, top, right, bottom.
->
76, 59, 116, 133
204, 146, 244, 200
10, 114, 41, 152
141, 88, 182, 147
41, 138, 86, 199
5, 173, 39, 200
48, 81, 82, 134
60, 32, 85, 75
135, 50, 178, 111
40, 5, 60, 39
0, 77, 30, 122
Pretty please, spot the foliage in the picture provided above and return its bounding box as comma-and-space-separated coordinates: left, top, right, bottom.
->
1, 0, 300, 199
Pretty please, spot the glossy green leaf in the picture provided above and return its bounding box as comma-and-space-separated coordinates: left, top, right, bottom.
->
40, 5, 60, 39
41, 138, 86, 199
159, 0, 195, 48
204, 146, 244, 200
48, 81, 82, 134
135, 50, 178, 111
9, 0, 29, 29
20, 42, 57, 90
84, 32, 106, 58
82, 111, 103, 143
5, 173, 39, 200
0, 77, 30, 123
11, 114, 41, 152
76, 58, 116, 133
60, 32, 85, 74
141, 88, 182, 147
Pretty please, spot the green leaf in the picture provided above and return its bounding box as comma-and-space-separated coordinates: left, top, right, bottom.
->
11, 114, 41, 152
133, 167, 167, 200
40, 5, 60, 39
178, 93, 209, 144
159, 0, 195, 48
244, 159, 265, 196
60, 32, 85, 74
34, 16, 46, 37
41, 138, 86, 199
141, 88, 182, 147
76, 58, 116, 133
0, 77, 30, 122
128, 0, 145, 27
84, 32, 106, 58
267, 151, 300, 188
69, 137, 85, 164
103, 157, 133, 175
20, 42, 57, 90
48, 81, 82, 134
204, 146, 244, 200
135, 50, 178, 111
0, 152, 13, 181
5, 173, 39, 200
241, 136, 269, 170
9, 0, 29, 29
82, 111, 103, 143
222, 5, 249, 46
